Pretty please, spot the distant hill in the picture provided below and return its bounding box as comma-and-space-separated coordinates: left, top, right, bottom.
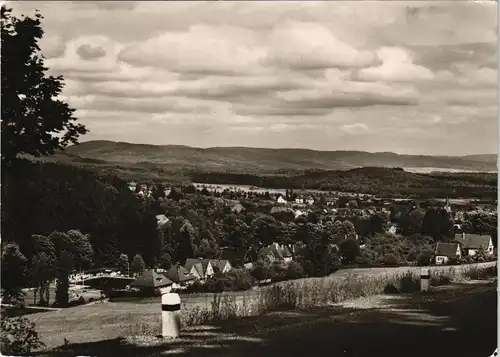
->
61, 140, 497, 173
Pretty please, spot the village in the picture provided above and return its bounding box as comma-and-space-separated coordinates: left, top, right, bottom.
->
40, 179, 494, 305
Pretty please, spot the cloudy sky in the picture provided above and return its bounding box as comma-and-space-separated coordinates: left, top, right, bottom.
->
10, 1, 498, 155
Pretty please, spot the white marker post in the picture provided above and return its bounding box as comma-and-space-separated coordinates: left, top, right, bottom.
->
420, 268, 430, 293
161, 293, 181, 339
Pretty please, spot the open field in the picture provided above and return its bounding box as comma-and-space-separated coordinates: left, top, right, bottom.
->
32, 279, 497, 357
25, 262, 496, 350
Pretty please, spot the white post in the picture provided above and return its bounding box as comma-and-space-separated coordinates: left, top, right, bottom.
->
420, 268, 430, 292
161, 293, 181, 338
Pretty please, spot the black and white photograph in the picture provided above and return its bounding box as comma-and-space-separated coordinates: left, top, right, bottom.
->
0, 1, 498, 356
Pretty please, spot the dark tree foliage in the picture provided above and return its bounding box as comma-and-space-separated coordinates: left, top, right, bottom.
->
192, 169, 497, 199
1, 162, 158, 267
1, 6, 87, 167
1, 243, 28, 304
54, 250, 72, 307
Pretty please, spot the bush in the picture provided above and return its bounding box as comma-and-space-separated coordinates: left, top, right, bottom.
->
0, 317, 45, 355
286, 261, 306, 280
383, 254, 398, 266
416, 252, 432, 266
204, 269, 255, 293
251, 261, 271, 281
269, 262, 288, 282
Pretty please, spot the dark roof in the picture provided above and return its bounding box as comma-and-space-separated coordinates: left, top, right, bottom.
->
210, 259, 230, 271
163, 265, 195, 283
435, 242, 460, 257
185, 258, 202, 271
191, 262, 205, 279
455, 234, 492, 249
130, 270, 173, 289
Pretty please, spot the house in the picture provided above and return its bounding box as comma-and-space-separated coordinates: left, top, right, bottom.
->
184, 258, 232, 280
130, 270, 173, 293
294, 210, 306, 219
162, 265, 196, 289
231, 203, 245, 214
128, 181, 137, 192
277, 195, 287, 204
156, 214, 170, 227
456, 233, 494, 256
434, 242, 461, 265
259, 242, 293, 264
387, 225, 398, 235
306, 196, 315, 205
295, 197, 304, 204
185, 259, 214, 281
210, 259, 232, 273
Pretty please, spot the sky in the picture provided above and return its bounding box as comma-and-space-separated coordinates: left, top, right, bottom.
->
9, 1, 499, 155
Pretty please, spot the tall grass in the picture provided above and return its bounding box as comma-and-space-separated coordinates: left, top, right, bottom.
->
179, 262, 497, 326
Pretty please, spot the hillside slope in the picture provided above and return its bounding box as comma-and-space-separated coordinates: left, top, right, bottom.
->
63, 140, 497, 173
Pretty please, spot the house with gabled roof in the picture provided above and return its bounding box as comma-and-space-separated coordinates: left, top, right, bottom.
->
184, 258, 232, 281
161, 265, 196, 289
455, 233, 494, 257
130, 270, 173, 293
277, 195, 287, 204
434, 242, 461, 265
259, 242, 293, 264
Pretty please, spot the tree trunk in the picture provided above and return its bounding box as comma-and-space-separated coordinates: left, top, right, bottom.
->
45, 281, 50, 305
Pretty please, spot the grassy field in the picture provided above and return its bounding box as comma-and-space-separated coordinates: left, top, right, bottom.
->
24, 262, 496, 351
33, 280, 496, 357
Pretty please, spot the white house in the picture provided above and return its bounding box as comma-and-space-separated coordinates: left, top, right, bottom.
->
306, 196, 315, 205
387, 225, 398, 235
456, 233, 494, 256
434, 242, 461, 265
277, 196, 287, 204
184, 259, 214, 281
184, 258, 232, 281
295, 197, 304, 204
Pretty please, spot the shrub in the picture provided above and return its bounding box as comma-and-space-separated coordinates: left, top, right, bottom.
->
383, 254, 398, 266
0, 317, 45, 355
286, 261, 306, 280
205, 268, 255, 293
416, 252, 432, 266
251, 261, 271, 281
269, 262, 288, 282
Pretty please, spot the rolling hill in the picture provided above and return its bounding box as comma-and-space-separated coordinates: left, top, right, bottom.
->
61, 140, 497, 173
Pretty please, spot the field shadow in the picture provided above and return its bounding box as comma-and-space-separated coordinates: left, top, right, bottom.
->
33, 281, 497, 357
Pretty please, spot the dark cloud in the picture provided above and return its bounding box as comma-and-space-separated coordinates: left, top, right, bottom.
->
76, 44, 106, 61
413, 43, 497, 71
278, 92, 419, 110
234, 106, 332, 117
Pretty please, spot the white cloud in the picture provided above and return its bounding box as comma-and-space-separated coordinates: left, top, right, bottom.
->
340, 123, 370, 134
265, 20, 377, 70
6, 0, 496, 155
358, 47, 434, 82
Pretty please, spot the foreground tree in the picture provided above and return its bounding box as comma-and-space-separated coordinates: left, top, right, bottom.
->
131, 254, 146, 275
54, 250, 72, 307
31, 234, 57, 305
118, 254, 130, 276
1, 6, 87, 167
1, 243, 28, 306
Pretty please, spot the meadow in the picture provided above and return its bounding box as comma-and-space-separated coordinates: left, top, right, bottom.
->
27, 262, 496, 350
